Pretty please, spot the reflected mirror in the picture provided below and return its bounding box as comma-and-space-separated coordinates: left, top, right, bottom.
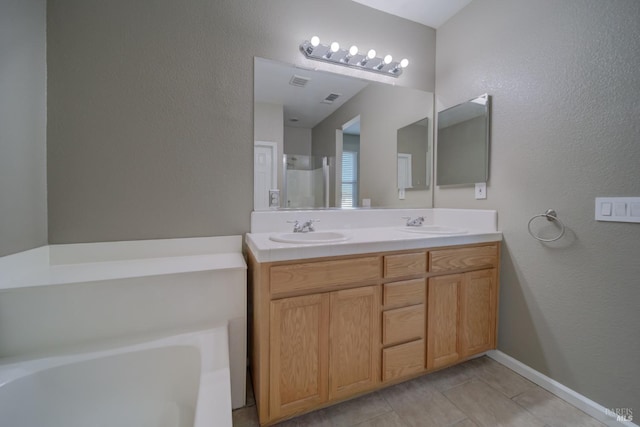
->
436, 94, 490, 186
397, 117, 430, 191
254, 57, 433, 210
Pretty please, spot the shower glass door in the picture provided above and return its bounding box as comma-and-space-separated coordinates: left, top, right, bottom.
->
283, 154, 328, 209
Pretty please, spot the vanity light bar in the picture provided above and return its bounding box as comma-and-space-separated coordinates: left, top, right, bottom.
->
299, 36, 408, 77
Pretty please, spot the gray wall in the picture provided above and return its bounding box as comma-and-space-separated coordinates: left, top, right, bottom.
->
47, 0, 436, 243
313, 84, 433, 208
0, 0, 47, 257
284, 127, 312, 156
397, 121, 429, 189
436, 115, 486, 185
436, 0, 640, 411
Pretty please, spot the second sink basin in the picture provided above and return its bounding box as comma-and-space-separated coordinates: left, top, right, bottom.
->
400, 225, 468, 235
269, 231, 350, 244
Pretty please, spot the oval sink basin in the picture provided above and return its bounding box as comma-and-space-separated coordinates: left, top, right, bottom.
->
400, 225, 468, 235
269, 231, 350, 244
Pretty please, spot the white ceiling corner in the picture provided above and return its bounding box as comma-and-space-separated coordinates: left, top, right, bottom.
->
350, 0, 472, 29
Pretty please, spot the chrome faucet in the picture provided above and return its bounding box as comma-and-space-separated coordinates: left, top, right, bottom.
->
288, 219, 319, 233
403, 216, 425, 227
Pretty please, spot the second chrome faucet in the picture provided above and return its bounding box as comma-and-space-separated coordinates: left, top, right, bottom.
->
403, 216, 425, 227
288, 219, 319, 233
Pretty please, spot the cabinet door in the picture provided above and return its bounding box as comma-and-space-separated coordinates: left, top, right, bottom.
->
270, 294, 330, 419
329, 286, 380, 400
460, 268, 497, 357
427, 274, 462, 369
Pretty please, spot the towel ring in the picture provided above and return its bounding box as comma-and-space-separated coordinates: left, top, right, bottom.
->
527, 209, 566, 242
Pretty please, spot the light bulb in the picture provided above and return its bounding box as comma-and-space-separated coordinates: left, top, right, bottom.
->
330, 42, 340, 52
310, 36, 320, 47
349, 45, 358, 56
367, 49, 376, 59
384, 54, 393, 64
400, 58, 409, 68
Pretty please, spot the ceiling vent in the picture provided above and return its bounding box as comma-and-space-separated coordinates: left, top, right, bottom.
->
321, 93, 341, 104
289, 75, 311, 87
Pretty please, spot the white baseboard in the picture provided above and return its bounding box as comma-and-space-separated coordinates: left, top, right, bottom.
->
487, 350, 638, 427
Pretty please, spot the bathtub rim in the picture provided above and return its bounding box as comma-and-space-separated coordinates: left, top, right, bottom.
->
0, 323, 233, 427
0, 323, 230, 387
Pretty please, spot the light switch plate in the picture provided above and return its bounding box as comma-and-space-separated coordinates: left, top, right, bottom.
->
475, 182, 487, 200
398, 189, 405, 200
595, 197, 640, 223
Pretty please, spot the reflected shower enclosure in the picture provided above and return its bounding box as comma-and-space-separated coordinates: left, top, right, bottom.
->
282, 155, 330, 209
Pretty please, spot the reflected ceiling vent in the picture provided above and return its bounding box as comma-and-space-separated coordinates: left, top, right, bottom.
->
321, 93, 341, 104
289, 75, 311, 87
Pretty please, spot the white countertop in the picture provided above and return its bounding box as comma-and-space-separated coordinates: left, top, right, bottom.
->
246, 226, 502, 263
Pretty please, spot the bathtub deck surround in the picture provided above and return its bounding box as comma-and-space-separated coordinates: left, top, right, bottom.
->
0, 235, 245, 290
0, 236, 247, 410
0, 326, 233, 427
246, 209, 502, 425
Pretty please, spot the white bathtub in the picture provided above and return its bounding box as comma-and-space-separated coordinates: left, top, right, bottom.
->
0, 235, 247, 409
0, 326, 232, 427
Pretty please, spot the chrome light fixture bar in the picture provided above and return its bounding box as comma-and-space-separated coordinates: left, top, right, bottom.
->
300, 36, 408, 77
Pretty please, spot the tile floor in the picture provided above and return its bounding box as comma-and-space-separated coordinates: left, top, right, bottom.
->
232, 356, 605, 427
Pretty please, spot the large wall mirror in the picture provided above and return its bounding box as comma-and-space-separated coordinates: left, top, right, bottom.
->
436, 94, 491, 186
254, 57, 434, 211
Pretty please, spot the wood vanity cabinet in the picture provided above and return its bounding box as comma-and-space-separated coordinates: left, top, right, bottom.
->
268, 293, 329, 419
328, 286, 380, 400
268, 285, 380, 419
427, 247, 499, 369
381, 253, 427, 383
248, 242, 500, 426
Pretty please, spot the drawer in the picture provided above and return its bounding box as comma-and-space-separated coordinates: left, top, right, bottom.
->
383, 279, 425, 308
384, 252, 427, 279
382, 304, 425, 346
429, 245, 498, 274
270, 256, 381, 296
382, 339, 425, 381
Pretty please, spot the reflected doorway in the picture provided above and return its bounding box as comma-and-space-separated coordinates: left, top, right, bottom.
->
254, 141, 278, 210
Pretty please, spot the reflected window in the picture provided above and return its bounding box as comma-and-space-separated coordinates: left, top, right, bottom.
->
341, 151, 358, 207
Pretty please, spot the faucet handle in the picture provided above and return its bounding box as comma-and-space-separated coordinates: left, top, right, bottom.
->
304, 219, 319, 232
403, 216, 425, 226
287, 220, 302, 232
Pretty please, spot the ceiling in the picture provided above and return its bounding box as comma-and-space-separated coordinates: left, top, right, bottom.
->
255, 58, 370, 129
350, 0, 472, 28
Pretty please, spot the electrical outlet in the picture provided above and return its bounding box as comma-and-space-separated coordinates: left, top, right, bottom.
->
398, 189, 405, 200
475, 182, 487, 200
269, 189, 280, 208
